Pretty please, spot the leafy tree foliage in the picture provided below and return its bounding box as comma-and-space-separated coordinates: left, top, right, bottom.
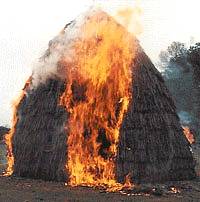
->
159, 41, 190, 75
159, 41, 200, 138
188, 43, 200, 82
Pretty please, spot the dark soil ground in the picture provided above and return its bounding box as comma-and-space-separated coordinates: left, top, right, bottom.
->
0, 176, 200, 202
0, 142, 200, 202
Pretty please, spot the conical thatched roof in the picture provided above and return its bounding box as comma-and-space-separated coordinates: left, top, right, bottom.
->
8, 10, 196, 183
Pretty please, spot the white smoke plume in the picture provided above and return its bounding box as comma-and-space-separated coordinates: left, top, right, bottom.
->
31, 13, 84, 87
31, 3, 141, 88
31, 8, 104, 87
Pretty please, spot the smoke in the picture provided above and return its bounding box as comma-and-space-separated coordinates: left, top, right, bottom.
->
115, 6, 142, 35
178, 111, 194, 125
31, 5, 141, 88
31, 10, 87, 87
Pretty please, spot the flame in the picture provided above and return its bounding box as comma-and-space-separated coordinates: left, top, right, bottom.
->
123, 173, 134, 189
4, 91, 25, 176
183, 126, 195, 145
60, 11, 136, 189
169, 187, 181, 194
4, 77, 31, 176
115, 6, 143, 35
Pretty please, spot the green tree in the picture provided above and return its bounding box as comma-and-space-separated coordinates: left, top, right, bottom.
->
159, 41, 200, 139
188, 43, 200, 82
159, 41, 190, 74
188, 43, 200, 126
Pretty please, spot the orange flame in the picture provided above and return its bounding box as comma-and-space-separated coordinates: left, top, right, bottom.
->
4, 77, 31, 176
169, 187, 181, 194
4, 91, 25, 176
183, 126, 195, 145
60, 12, 136, 189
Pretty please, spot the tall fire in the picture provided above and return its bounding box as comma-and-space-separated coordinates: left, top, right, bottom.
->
59, 12, 135, 188
5, 10, 136, 189
4, 8, 196, 189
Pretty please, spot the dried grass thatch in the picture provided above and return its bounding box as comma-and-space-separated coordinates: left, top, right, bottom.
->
10, 15, 196, 183
116, 47, 196, 183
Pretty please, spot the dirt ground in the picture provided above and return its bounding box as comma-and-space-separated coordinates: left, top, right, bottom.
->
0, 176, 200, 202
0, 143, 200, 202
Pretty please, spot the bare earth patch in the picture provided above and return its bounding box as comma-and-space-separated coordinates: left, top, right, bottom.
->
0, 142, 200, 202
0, 176, 199, 202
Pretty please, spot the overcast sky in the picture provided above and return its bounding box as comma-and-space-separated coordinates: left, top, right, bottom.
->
0, 0, 200, 126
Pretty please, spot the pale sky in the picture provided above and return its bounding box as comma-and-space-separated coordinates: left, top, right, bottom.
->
0, 0, 200, 126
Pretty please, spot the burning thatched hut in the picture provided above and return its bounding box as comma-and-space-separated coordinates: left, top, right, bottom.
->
5, 10, 196, 186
